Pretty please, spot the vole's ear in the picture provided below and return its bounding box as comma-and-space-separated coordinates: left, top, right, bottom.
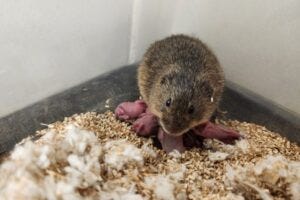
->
160, 64, 179, 85
200, 80, 214, 99
160, 76, 167, 85
160, 74, 174, 85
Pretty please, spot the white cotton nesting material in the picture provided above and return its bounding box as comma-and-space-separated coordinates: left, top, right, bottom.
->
64, 124, 100, 155
234, 139, 249, 154
145, 175, 175, 200
0, 121, 185, 200
225, 154, 300, 200
204, 138, 249, 155
1, 112, 299, 200
289, 182, 300, 200
208, 151, 229, 161
205, 139, 249, 161
100, 185, 144, 200
0, 124, 147, 200
104, 140, 144, 170
144, 164, 186, 200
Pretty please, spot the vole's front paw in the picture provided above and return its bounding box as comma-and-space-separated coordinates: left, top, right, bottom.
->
115, 100, 147, 121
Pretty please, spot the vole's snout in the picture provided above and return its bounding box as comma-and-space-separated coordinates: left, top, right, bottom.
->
159, 117, 188, 136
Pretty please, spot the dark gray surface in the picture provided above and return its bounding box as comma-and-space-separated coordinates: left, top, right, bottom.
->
220, 81, 300, 143
0, 65, 139, 154
0, 64, 299, 154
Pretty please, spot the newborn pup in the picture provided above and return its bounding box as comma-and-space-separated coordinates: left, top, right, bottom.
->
192, 122, 241, 144
132, 108, 159, 136
115, 101, 241, 152
115, 100, 147, 120
115, 101, 159, 136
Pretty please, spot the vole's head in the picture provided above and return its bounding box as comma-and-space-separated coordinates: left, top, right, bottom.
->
149, 68, 220, 136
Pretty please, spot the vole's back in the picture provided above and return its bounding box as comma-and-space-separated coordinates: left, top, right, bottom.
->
138, 34, 224, 104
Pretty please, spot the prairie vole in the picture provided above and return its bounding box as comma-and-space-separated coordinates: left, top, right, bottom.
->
138, 34, 224, 136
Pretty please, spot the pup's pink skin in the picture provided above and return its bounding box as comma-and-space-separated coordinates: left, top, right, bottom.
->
132, 109, 159, 136
115, 100, 147, 121
115, 100, 242, 153
192, 121, 242, 144
158, 128, 186, 153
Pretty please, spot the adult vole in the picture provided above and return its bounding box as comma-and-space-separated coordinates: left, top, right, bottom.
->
138, 34, 224, 136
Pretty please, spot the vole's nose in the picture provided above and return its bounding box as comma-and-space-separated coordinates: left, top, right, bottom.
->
161, 119, 186, 135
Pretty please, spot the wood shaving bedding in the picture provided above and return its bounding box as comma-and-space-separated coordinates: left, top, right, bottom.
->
0, 111, 299, 200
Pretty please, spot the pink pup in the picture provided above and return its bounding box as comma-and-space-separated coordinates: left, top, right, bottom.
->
115, 100, 242, 153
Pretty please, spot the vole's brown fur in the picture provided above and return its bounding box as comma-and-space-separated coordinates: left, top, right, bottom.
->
138, 34, 224, 136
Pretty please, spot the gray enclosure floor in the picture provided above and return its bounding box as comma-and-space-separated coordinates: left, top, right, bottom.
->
0, 64, 299, 154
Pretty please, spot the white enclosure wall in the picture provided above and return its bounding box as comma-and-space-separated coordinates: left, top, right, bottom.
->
1, 0, 299, 117
0, 0, 134, 117
130, 0, 300, 114
171, 0, 300, 115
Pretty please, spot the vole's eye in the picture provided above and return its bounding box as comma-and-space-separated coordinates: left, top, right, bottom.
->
166, 98, 171, 107
160, 76, 167, 85
188, 105, 194, 114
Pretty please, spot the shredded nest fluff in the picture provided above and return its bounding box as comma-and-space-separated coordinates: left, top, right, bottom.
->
0, 111, 299, 200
